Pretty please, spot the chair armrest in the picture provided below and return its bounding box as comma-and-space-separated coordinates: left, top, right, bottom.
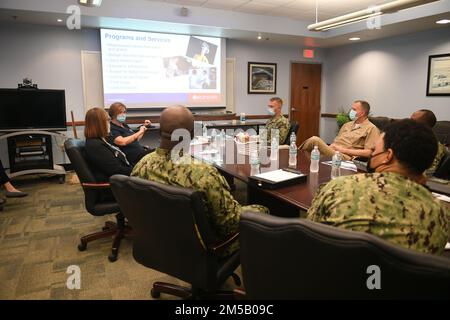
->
208, 232, 239, 254
353, 156, 369, 162
81, 182, 111, 189
233, 288, 246, 300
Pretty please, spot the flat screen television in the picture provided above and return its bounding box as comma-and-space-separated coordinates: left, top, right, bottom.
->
0, 88, 67, 131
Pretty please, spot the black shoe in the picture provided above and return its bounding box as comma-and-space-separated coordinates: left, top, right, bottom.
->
6, 191, 28, 198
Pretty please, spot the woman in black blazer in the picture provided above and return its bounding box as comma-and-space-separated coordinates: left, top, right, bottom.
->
84, 107, 132, 182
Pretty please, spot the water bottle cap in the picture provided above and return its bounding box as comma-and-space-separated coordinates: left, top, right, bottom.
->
314, 145, 318, 149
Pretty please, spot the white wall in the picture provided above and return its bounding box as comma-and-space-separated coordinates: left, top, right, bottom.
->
0, 22, 324, 165
0, 22, 100, 165
0, 22, 100, 122
227, 39, 324, 115
321, 27, 450, 142
2, 22, 448, 159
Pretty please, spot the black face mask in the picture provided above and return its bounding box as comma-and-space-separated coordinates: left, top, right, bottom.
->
366, 151, 388, 173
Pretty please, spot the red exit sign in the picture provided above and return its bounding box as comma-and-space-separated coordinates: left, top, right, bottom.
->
303, 49, 314, 59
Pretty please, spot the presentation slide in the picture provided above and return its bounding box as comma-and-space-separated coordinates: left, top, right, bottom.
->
100, 29, 226, 109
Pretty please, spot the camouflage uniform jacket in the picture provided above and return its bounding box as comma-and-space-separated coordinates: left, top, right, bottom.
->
265, 116, 290, 145
131, 148, 268, 255
428, 142, 447, 173
307, 172, 449, 255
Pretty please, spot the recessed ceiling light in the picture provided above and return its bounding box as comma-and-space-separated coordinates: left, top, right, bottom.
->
436, 19, 450, 24
349, 37, 361, 41
78, 0, 102, 7
257, 34, 262, 40
57, 19, 63, 22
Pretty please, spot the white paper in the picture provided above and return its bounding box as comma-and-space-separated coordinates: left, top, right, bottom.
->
321, 160, 358, 172
253, 169, 302, 183
445, 242, 450, 250
432, 192, 450, 203
199, 149, 218, 155
191, 137, 210, 145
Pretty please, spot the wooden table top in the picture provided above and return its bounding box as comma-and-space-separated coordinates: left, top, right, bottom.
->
192, 142, 357, 210
205, 119, 267, 129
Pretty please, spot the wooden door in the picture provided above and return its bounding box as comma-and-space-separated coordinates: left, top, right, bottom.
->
290, 63, 322, 144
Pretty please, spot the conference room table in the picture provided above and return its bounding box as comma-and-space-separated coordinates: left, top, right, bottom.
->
192, 140, 357, 217
204, 119, 267, 134
191, 139, 450, 257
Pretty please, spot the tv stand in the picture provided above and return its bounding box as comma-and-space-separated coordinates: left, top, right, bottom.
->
0, 130, 66, 183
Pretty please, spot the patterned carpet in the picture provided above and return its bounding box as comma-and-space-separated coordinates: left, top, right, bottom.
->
0, 172, 242, 300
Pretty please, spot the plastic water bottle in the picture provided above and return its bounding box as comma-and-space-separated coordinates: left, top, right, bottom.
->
331, 151, 342, 180
250, 150, 260, 176
220, 129, 226, 148
310, 145, 320, 173
290, 132, 296, 145
202, 123, 208, 138
210, 129, 218, 149
240, 113, 246, 122
270, 136, 278, 160
289, 140, 297, 168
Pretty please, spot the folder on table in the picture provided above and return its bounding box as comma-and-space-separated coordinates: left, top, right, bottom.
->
248, 168, 307, 189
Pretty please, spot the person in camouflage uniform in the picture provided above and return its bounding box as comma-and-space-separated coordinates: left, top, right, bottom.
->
307, 119, 449, 255
132, 105, 269, 256
264, 97, 290, 145
411, 109, 447, 174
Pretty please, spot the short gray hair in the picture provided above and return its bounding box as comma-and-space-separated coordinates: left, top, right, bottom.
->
354, 100, 370, 115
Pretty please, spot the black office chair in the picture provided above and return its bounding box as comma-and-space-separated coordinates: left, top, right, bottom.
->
434, 150, 450, 180
283, 121, 299, 145
238, 211, 450, 299
110, 174, 241, 300
64, 138, 131, 262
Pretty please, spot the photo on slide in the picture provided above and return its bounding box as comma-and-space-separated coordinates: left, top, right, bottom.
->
189, 67, 217, 90
163, 56, 191, 78
186, 37, 217, 65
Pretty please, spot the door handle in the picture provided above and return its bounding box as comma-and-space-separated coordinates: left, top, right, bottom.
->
291, 108, 299, 112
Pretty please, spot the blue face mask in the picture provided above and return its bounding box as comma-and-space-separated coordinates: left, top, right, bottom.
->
267, 108, 275, 116
117, 114, 127, 123
349, 109, 358, 121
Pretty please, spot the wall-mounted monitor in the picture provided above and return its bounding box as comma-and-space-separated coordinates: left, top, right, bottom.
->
0, 88, 67, 131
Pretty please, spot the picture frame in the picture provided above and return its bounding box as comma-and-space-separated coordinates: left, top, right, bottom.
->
426, 53, 450, 96
248, 62, 277, 94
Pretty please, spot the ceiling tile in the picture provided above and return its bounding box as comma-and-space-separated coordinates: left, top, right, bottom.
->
165, 0, 208, 6
234, 1, 279, 14
150, 0, 399, 20
202, 0, 250, 10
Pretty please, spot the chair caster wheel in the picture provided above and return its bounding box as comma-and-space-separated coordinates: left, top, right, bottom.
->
151, 289, 160, 299
59, 175, 66, 184
78, 243, 87, 251
108, 254, 117, 262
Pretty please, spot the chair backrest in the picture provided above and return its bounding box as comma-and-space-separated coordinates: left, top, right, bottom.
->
434, 121, 450, 146
434, 150, 450, 180
110, 174, 223, 289
283, 121, 299, 145
239, 211, 450, 299
368, 116, 393, 132
64, 139, 96, 183
64, 138, 107, 214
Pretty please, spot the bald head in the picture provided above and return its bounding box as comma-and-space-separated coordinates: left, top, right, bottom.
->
160, 105, 194, 149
